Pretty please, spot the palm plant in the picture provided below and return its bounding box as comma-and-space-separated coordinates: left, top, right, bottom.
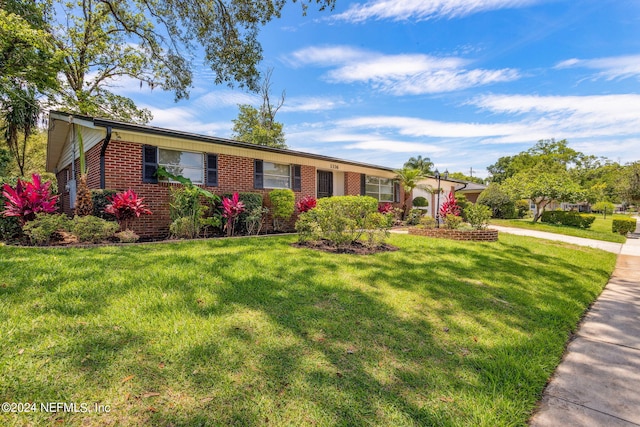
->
394, 167, 430, 219
0, 85, 40, 176
403, 155, 434, 175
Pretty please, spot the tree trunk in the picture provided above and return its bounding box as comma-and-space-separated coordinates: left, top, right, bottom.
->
74, 173, 94, 216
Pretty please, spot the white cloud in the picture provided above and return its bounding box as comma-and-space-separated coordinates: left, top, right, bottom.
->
280, 96, 347, 113
194, 91, 259, 109
287, 46, 520, 95
344, 140, 448, 153
333, 0, 542, 23
145, 105, 232, 136
555, 54, 640, 81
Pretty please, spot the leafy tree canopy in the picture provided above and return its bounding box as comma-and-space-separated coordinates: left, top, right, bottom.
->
448, 171, 484, 184
4, 0, 336, 124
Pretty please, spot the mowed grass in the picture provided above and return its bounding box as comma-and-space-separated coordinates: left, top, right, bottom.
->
491, 215, 628, 243
0, 234, 616, 426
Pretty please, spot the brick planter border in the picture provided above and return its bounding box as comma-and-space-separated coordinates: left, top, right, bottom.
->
408, 227, 498, 242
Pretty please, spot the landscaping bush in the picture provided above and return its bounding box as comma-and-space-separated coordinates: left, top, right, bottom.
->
244, 205, 269, 236
169, 186, 208, 239
412, 196, 428, 208
464, 203, 491, 230
515, 199, 530, 218
104, 189, 152, 231
234, 193, 264, 234
22, 213, 70, 245
221, 192, 245, 237
612, 217, 637, 235
455, 193, 470, 220
405, 208, 424, 226
0, 177, 21, 241
540, 210, 595, 229
419, 215, 437, 229
269, 189, 295, 231
477, 183, 516, 218
296, 195, 317, 213
444, 214, 463, 229
91, 189, 118, 220
114, 229, 140, 243
295, 195, 390, 247
1, 174, 59, 224
71, 215, 119, 243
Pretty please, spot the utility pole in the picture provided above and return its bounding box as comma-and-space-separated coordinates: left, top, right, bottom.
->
469, 167, 474, 178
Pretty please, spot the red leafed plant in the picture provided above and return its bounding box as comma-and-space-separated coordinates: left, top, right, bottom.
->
221, 192, 245, 236
2, 174, 59, 224
378, 202, 394, 214
439, 191, 461, 218
104, 189, 152, 231
296, 195, 317, 213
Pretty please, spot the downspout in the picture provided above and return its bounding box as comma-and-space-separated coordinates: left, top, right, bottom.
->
454, 182, 468, 193
99, 126, 112, 189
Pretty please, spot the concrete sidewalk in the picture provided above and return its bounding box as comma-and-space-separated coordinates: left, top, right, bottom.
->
529, 218, 640, 426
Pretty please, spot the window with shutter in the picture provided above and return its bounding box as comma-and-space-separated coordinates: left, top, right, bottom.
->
142, 145, 158, 183
206, 154, 218, 187
292, 165, 301, 191
254, 160, 263, 189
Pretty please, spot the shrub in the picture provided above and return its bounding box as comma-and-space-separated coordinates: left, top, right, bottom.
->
477, 183, 516, 219
612, 217, 637, 235
444, 214, 463, 229
515, 199, 530, 218
22, 213, 70, 245
465, 204, 492, 230
0, 177, 21, 241
405, 208, 424, 226
455, 193, 470, 220
169, 186, 208, 239
91, 189, 118, 220
412, 196, 428, 208
296, 195, 317, 213
115, 229, 140, 243
104, 189, 152, 230
269, 189, 295, 231
222, 192, 262, 235
221, 192, 245, 237
1, 174, 59, 224
419, 215, 437, 229
295, 195, 390, 247
245, 206, 269, 235
540, 210, 595, 229
71, 215, 119, 243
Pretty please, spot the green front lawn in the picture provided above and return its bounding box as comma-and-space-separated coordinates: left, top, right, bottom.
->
0, 234, 616, 426
491, 216, 627, 243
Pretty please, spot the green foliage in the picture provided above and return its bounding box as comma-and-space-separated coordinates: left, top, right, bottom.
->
444, 214, 463, 229
419, 215, 437, 229
232, 104, 286, 148
91, 189, 118, 220
477, 183, 516, 219
515, 199, 530, 218
395, 167, 428, 218
540, 211, 596, 229
22, 213, 70, 245
169, 186, 208, 239
71, 215, 119, 243
0, 176, 22, 241
448, 171, 485, 184
464, 204, 492, 230
591, 201, 614, 217
503, 170, 583, 222
224, 192, 264, 235
612, 217, 637, 235
455, 193, 471, 220
269, 189, 295, 231
295, 195, 390, 247
617, 162, 640, 205
405, 208, 424, 226
403, 155, 433, 174
244, 206, 269, 236
114, 229, 140, 243
412, 196, 428, 207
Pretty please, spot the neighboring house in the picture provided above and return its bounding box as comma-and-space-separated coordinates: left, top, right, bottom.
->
413, 178, 486, 219
46, 111, 404, 237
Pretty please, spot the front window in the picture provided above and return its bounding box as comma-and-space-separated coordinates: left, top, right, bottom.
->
158, 148, 204, 184
366, 176, 394, 202
264, 162, 291, 189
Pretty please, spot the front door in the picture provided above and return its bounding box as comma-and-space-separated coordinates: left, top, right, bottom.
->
317, 171, 333, 198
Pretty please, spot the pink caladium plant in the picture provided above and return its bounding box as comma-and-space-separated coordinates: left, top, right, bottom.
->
104, 189, 152, 230
221, 192, 245, 236
2, 174, 59, 224
296, 195, 317, 213
439, 191, 461, 218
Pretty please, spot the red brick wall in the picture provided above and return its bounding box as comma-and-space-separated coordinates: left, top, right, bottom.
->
344, 172, 361, 196
409, 227, 498, 241
99, 140, 319, 238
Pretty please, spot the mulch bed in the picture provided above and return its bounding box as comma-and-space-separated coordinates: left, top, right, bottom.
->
291, 240, 399, 255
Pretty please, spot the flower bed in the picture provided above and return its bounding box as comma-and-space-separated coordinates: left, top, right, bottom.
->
409, 227, 498, 242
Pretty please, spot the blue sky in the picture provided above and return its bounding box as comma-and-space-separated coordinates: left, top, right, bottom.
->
113, 0, 640, 178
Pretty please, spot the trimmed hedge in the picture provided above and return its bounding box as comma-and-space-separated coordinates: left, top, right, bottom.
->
540, 210, 595, 229
612, 217, 637, 235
